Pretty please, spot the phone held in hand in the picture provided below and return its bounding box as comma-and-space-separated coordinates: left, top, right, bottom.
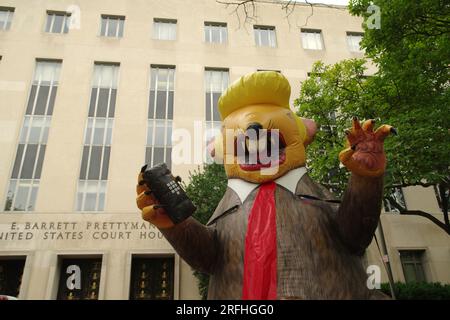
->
141, 163, 196, 224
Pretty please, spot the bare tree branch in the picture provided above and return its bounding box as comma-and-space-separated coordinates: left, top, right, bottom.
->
400, 210, 450, 236
216, 0, 258, 29
301, 0, 314, 28
216, 0, 347, 29
387, 194, 450, 236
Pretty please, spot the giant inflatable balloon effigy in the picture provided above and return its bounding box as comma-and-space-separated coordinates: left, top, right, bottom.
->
136, 71, 395, 299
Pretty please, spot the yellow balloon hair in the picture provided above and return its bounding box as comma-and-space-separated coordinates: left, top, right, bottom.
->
218, 71, 291, 120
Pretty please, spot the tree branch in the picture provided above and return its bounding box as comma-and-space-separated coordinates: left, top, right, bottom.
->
400, 210, 450, 236
216, 0, 347, 28
386, 193, 449, 235
216, 0, 258, 29
438, 183, 450, 227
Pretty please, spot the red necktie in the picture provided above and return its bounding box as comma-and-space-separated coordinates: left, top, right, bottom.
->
242, 181, 277, 300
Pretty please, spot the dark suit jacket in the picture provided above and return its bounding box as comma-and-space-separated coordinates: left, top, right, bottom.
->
161, 173, 385, 299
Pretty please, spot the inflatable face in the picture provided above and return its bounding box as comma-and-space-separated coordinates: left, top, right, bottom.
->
212, 71, 317, 184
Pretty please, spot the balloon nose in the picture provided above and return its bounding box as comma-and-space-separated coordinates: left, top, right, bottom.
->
246, 123, 263, 139
246, 122, 263, 132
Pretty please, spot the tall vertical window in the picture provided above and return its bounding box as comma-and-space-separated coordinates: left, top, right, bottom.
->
204, 22, 227, 44
399, 250, 427, 283
205, 68, 228, 162
100, 15, 125, 38
153, 19, 177, 41
0, 7, 14, 31
301, 29, 324, 50
146, 66, 175, 169
76, 63, 119, 212
45, 11, 71, 34
347, 32, 363, 52
205, 68, 228, 125
254, 26, 276, 47
4, 60, 61, 212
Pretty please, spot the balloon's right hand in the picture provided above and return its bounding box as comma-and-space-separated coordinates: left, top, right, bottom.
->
136, 172, 175, 229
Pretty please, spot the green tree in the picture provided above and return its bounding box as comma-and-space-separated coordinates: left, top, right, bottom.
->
349, 0, 449, 105
348, 0, 449, 228
295, 58, 449, 235
184, 163, 227, 299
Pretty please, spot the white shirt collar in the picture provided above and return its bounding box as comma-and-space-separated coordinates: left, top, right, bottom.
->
227, 167, 307, 203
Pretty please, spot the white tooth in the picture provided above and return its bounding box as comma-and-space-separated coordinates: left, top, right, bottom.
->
247, 140, 258, 154
259, 137, 267, 151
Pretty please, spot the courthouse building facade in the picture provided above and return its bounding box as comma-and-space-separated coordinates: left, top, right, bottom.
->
0, 0, 448, 299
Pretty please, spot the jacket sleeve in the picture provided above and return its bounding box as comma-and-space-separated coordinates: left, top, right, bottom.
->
335, 174, 384, 255
159, 217, 220, 275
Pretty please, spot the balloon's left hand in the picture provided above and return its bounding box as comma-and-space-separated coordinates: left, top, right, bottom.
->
339, 117, 396, 177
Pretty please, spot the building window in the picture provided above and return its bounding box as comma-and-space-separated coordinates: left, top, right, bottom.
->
254, 26, 276, 47
0, 257, 26, 298
153, 19, 177, 41
4, 60, 61, 212
257, 69, 281, 73
205, 68, 228, 162
0, 7, 14, 31
146, 66, 175, 169
56, 257, 102, 300
399, 250, 427, 283
301, 29, 324, 50
45, 11, 71, 34
383, 187, 406, 213
347, 32, 363, 52
204, 22, 227, 44
100, 15, 124, 38
205, 68, 228, 124
76, 63, 119, 211
129, 256, 174, 300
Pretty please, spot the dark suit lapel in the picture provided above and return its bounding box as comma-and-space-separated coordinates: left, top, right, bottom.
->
295, 174, 338, 201
207, 187, 242, 226
207, 173, 337, 226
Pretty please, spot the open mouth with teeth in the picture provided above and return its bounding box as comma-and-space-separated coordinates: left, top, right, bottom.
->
234, 129, 287, 171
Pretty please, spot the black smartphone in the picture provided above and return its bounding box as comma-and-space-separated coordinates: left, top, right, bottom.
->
141, 163, 196, 224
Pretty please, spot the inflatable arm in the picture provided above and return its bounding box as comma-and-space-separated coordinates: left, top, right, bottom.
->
336, 117, 396, 255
